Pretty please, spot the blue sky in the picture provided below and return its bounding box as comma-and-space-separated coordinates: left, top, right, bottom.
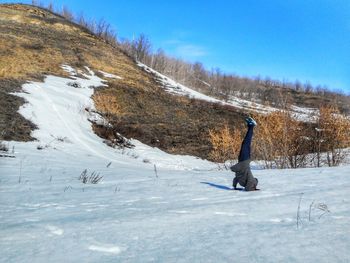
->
2, 0, 349, 93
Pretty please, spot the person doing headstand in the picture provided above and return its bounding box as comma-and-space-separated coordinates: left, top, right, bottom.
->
230, 117, 259, 191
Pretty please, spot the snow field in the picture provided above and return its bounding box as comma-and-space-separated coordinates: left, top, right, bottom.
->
1, 144, 349, 262
0, 65, 349, 262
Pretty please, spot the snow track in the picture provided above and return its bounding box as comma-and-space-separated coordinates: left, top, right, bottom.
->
13, 65, 214, 169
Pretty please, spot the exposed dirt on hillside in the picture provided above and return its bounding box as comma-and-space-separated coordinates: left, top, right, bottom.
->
0, 78, 37, 141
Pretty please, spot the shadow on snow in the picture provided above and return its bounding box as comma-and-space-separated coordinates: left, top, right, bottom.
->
200, 182, 233, 191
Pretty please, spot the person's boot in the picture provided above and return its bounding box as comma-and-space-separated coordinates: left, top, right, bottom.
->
245, 117, 257, 127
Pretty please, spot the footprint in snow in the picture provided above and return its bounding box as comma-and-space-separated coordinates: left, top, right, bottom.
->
169, 210, 190, 214
88, 244, 125, 255
332, 216, 347, 220
191, 197, 209, 201
214, 212, 246, 216
148, 197, 162, 200
269, 218, 293, 223
46, 225, 64, 236
124, 199, 140, 203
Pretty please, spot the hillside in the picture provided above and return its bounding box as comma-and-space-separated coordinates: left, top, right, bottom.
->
1, 4, 349, 161
0, 55, 349, 262
0, 4, 153, 137
0, 3, 248, 160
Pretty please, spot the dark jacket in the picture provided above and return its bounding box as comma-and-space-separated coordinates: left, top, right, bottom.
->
230, 159, 258, 191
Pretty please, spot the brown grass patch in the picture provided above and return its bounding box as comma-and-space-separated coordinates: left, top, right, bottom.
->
93, 92, 126, 117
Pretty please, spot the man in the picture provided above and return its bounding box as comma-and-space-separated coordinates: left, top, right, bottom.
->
230, 117, 259, 191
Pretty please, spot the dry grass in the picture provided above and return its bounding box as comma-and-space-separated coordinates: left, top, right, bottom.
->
0, 38, 66, 79
93, 92, 126, 117
0, 5, 159, 88
84, 48, 158, 94
208, 124, 243, 162
93, 84, 246, 159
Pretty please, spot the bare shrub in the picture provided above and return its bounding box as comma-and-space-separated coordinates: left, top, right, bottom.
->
209, 108, 348, 169
296, 193, 303, 229
0, 129, 9, 152
67, 81, 82, 88
132, 34, 152, 62
254, 111, 309, 169
0, 141, 9, 152
29, 2, 118, 46
61, 6, 74, 21
93, 124, 134, 149
297, 194, 330, 229
208, 124, 242, 163
103, 136, 134, 149
313, 105, 350, 167
37, 145, 45, 150
310, 202, 331, 220
79, 169, 103, 184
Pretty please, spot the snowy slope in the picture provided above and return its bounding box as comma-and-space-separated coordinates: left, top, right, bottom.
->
12, 65, 212, 170
1, 65, 350, 263
138, 63, 318, 122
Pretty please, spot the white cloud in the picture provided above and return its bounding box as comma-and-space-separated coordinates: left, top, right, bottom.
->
175, 44, 208, 58
161, 31, 208, 60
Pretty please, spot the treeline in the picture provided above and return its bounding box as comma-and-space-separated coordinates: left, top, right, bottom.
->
31, 0, 118, 46
209, 105, 350, 168
31, 1, 350, 112
120, 35, 350, 112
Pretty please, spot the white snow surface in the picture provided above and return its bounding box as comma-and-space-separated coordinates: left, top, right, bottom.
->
1, 66, 350, 263
98, 70, 122, 80
137, 63, 318, 122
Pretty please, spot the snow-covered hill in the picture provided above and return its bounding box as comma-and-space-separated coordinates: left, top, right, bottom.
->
1, 66, 349, 263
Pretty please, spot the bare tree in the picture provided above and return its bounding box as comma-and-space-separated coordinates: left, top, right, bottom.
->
132, 34, 152, 63
62, 6, 74, 21
48, 1, 54, 12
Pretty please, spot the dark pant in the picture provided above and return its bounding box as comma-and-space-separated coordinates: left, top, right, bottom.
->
238, 125, 254, 162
